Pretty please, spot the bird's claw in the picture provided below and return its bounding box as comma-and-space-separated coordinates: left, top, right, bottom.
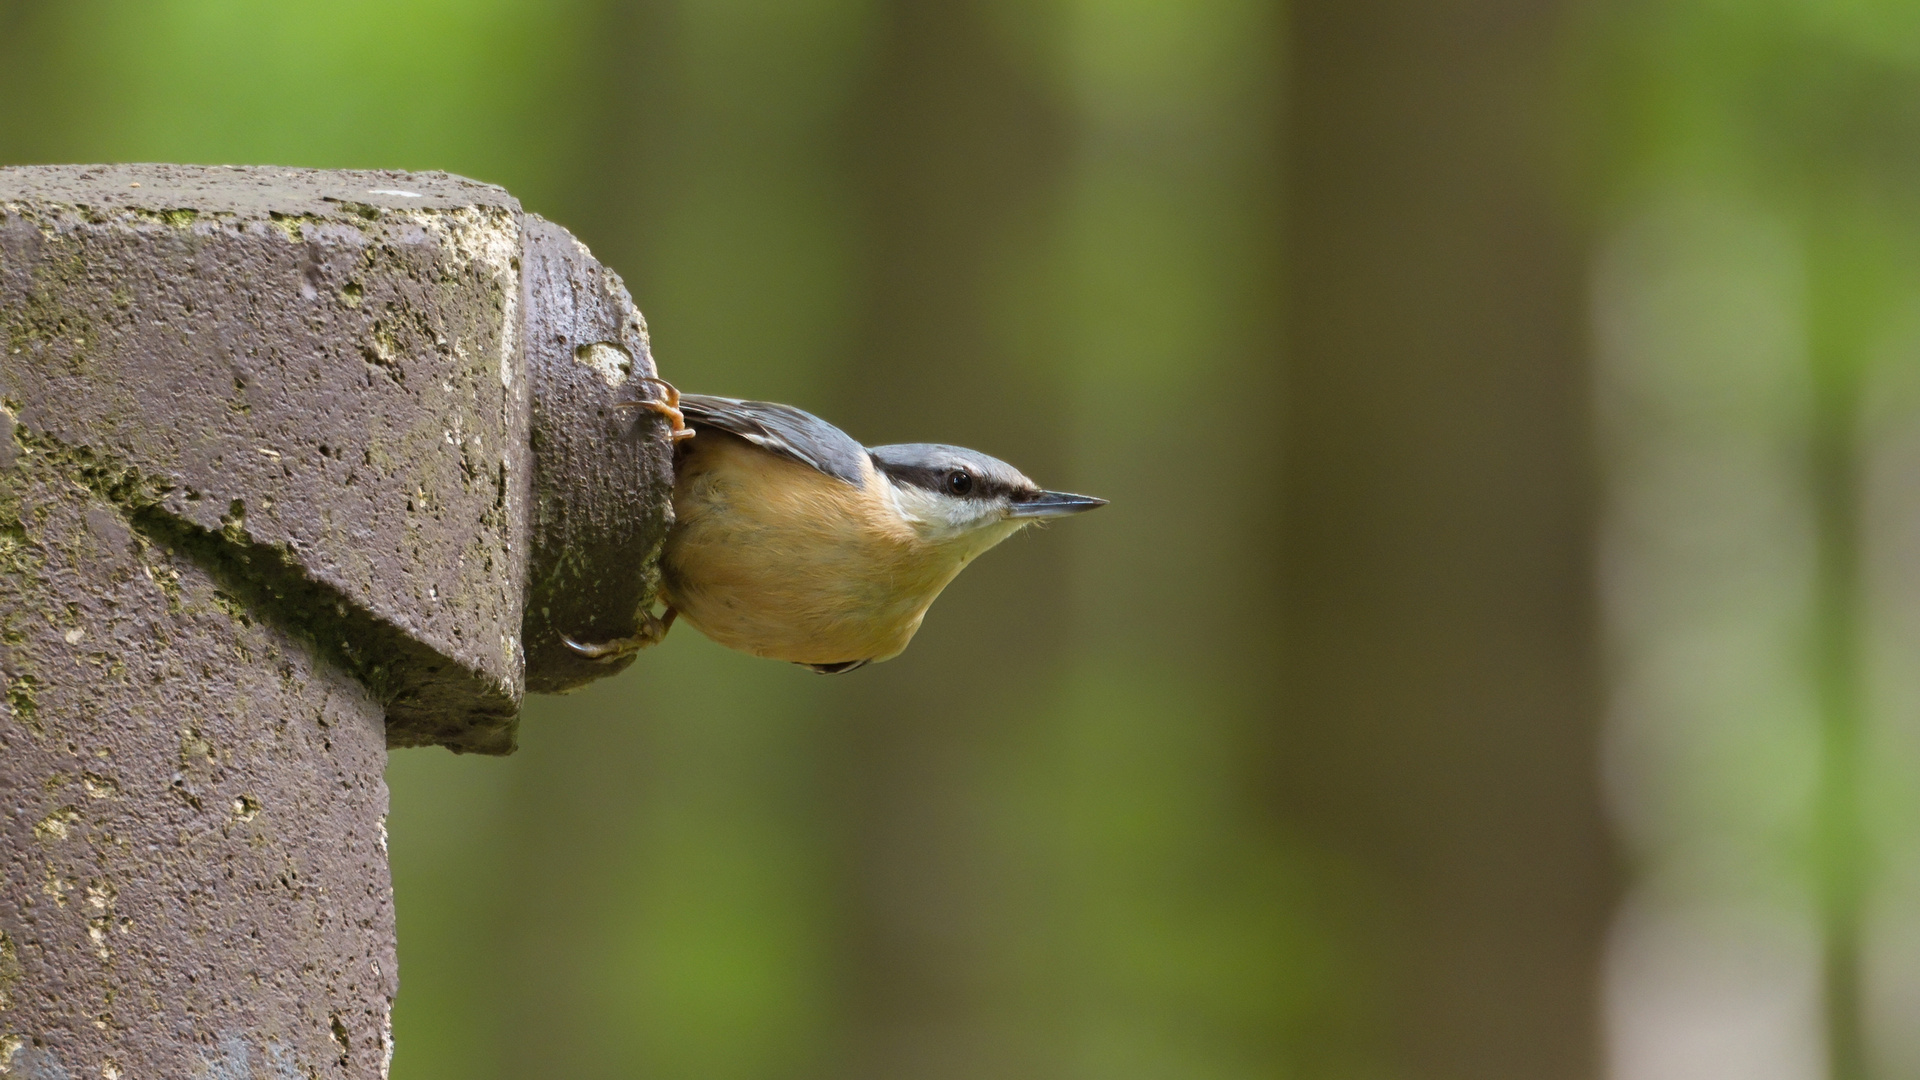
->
562, 607, 678, 662
619, 376, 696, 443
562, 635, 638, 661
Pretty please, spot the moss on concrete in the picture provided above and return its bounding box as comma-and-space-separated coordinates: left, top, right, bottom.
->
0, 422, 522, 747
0, 928, 21, 1009
5, 671, 41, 736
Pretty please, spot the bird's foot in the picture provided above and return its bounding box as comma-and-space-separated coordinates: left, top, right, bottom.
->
801, 659, 869, 674
619, 376, 696, 443
563, 607, 678, 661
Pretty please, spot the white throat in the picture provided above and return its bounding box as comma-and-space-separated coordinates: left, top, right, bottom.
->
885, 476, 1024, 557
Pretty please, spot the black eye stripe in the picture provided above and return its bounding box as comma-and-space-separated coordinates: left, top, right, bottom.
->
873, 458, 1008, 499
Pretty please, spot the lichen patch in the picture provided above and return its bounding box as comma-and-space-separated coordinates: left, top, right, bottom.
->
33, 805, 79, 841
572, 342, 633, 389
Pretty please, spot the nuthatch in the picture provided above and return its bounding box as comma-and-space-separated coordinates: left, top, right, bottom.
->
567, 379, 1105, 673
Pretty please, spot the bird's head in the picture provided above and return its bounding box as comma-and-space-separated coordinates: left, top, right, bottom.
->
869, 443, 1106, 559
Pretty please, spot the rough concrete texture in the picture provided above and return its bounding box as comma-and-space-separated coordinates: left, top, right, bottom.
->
520, 215, 676, 692
0, 166, 675, 1078
0, 417, 396, 1077
0, 164, 532, 754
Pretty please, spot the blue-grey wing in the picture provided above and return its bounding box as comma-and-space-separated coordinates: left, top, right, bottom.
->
679, 395, 869, 487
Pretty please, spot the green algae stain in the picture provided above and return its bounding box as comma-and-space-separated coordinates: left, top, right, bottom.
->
210, 588, 254, 627
179, 726, 215, 768
6, 671, 41, 736
0, 928, 21, 1010
220, 499, 247, 545
4, 284, 95, 361
130, 207, 199, 228
0, 508, 36, 579
268, 211, 326, 243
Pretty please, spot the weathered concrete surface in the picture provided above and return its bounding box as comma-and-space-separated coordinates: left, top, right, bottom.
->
0, 164, 531, 754
520, 216, 675, 692
0, 422, 396, 1077
0, 165, 675, 1079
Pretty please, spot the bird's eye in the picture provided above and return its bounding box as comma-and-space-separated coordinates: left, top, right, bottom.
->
946, 470, 973, 496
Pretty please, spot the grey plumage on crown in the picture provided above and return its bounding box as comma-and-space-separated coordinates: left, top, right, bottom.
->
677, 395, 1039, 498
866, 443, 1036, 498
678, 395, 871, 487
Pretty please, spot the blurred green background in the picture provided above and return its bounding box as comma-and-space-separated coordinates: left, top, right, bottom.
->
5, 0, 1920, 1077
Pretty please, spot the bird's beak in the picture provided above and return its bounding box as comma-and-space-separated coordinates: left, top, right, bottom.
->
1007, 490, 1109, 519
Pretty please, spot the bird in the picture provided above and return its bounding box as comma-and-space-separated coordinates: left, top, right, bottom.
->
565, 378, 1105, 673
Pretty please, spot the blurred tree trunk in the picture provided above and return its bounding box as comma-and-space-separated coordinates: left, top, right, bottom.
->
488, 4, 675, 1079
829, 1, 1068, 1077
1276, 1, 1615, 1078
0, 1, 74, 161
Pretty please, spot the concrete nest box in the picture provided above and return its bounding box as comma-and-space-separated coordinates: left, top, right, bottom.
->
0, 164, 673, 1079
